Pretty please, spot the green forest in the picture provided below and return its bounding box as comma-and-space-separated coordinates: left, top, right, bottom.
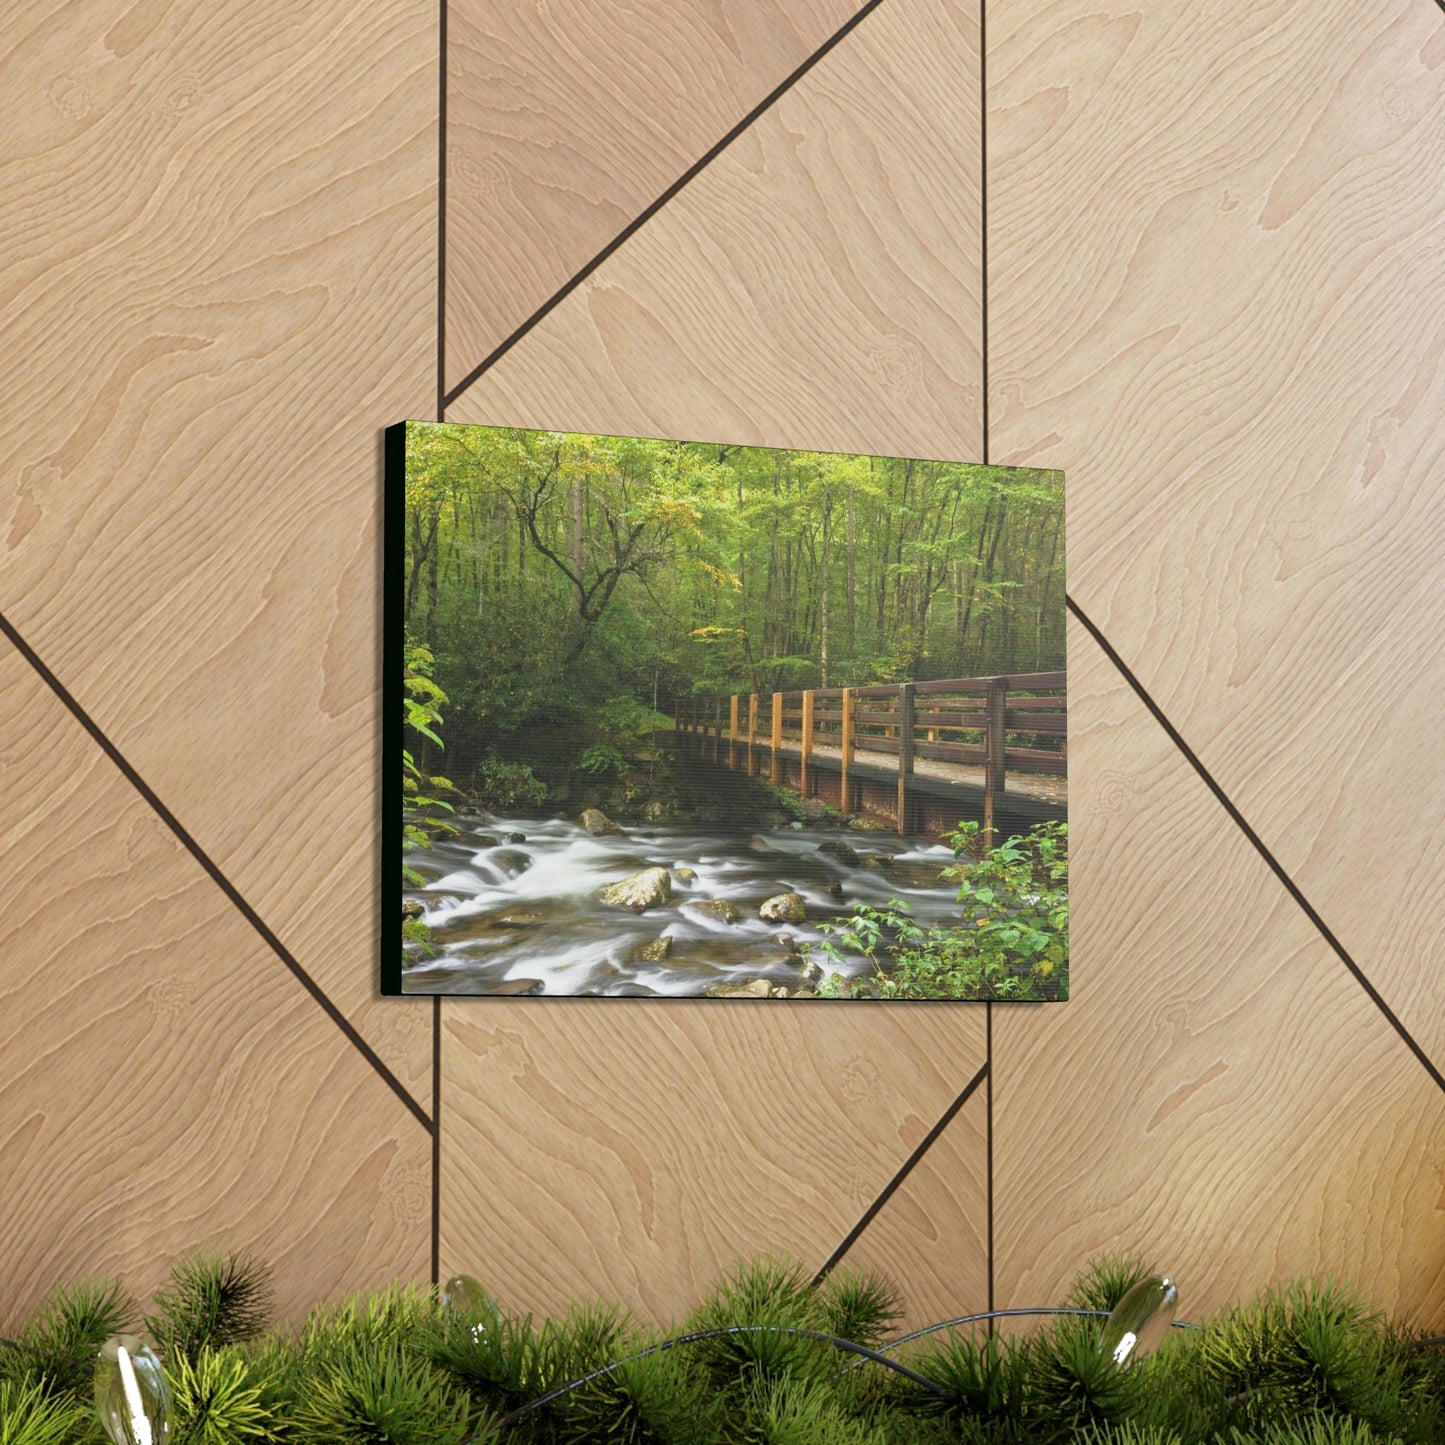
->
401, 422, 1064, 795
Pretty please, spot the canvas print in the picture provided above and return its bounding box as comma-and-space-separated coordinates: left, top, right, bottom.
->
384, 421, 1066, 999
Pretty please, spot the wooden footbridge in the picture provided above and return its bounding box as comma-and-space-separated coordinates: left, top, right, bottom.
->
673, 672, 1067, 839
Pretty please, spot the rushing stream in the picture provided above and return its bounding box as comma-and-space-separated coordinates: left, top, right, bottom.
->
401, 811, 969, 996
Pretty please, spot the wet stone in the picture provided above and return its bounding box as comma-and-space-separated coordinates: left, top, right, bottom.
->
580, 808, 622, 836
599, 866, 671, 912
493, 912, 544, 930
759, 893, 806, 925
690, 899, 741, 925
706, 977, 773, 999
488, 849, 532, 877
817, 839, 860, 865
487, 978, 545, 996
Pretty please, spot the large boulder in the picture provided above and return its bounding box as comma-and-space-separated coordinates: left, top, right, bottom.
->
817, 839, 860, 865
580, 808, 623, 836
599, 867, 671, 912
759, 892, 806, 925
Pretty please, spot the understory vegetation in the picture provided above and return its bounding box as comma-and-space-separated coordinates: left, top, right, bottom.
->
4, 1252, 1441, 1444
811, 821, 1069, 1000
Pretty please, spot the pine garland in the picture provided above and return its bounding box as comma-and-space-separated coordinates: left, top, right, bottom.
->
2, 1251, 1441, 1444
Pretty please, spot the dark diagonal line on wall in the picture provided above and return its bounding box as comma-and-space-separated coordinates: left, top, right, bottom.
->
812, 1061, 989, 1286
437, 0, 449, 420
1068, 595, 1445, 1095
442, 0, 887, 410
0, 610, 435, 1135
985, 1004, 994, 1317
432, 996, 442, 1283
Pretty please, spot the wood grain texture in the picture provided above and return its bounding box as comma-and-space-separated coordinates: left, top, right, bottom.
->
448, 0, 982, 464
439, 1002, 985, 1325
988, 0, 1445, 1067
992, 621, 1445, 1327
0, 642, 429, 1328
826, 1082, 989, 1331
0, 0, 438, 1097
445, 0, 862, 391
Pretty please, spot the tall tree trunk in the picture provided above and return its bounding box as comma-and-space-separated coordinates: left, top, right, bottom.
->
846, 485, 856, 658
569, 475, 585, 616
819, 491, 831, 687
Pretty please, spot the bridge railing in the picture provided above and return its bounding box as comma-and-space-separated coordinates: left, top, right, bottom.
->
674, 672, 1066, 836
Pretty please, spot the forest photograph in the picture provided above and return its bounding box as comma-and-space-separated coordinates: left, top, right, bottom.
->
389, 421, 1067, 1000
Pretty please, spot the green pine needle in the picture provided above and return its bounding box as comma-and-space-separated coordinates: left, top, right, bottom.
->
167, 1346, 273, 1445
1067, 1255, 1155, 1314
0, 1378, 93, 1445
817, 1270, 902, 1352
290, 1339, 480, 1445
8, 1278, 131, 1402
145, 1251, 273, 1361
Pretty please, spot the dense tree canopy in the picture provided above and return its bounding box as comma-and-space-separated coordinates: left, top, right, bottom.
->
401, 423, 1064, 781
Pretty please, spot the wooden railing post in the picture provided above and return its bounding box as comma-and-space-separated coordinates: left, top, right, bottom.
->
747, 693, 759, 776
984, 676, 1007, 845
839, 686, 855, 817
729, 694, 739, 769
800, 689, 814, 797
897, 682, 914, 835
770, 692, 783, 784
713, 698, 722, 762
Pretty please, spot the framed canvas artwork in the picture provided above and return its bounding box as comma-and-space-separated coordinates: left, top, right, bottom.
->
384, 422, 1066, 1000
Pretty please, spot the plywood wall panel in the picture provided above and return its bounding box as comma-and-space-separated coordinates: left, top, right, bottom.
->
992, 626, 1445, 1326
827, 1082, 990, 1331
0, 0, 437, 1097
0, 642, 429, 1328
448, 0, 982, 464
445, 0, 862, 390
439, 1002, 985, 1326
988, 0, 1445, 1068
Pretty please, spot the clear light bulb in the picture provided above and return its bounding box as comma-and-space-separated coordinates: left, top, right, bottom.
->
1099, 1275, 1178, 1366
442, 1273, 502, 1352
95, 1335, 170, 1445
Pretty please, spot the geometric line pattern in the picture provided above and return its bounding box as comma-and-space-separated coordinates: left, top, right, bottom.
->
444, 0, 888, 412
438, 0, 1445, 1299
0, 607, 434, 1136
439, 0, 1445, 1300
1067, 596, 1445, 1096
811, 1060, 989, 1285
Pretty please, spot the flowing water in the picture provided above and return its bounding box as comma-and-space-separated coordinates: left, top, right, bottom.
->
401, 812, 968, 996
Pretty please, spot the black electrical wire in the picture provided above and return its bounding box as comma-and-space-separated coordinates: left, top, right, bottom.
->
477, 1324, 955, 1436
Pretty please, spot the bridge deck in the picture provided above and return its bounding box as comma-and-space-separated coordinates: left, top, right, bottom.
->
766, 739, 1066, 807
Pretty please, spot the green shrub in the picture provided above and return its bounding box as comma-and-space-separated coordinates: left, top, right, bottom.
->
475, 753, 547, 812
809, 822, 1067, 1001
